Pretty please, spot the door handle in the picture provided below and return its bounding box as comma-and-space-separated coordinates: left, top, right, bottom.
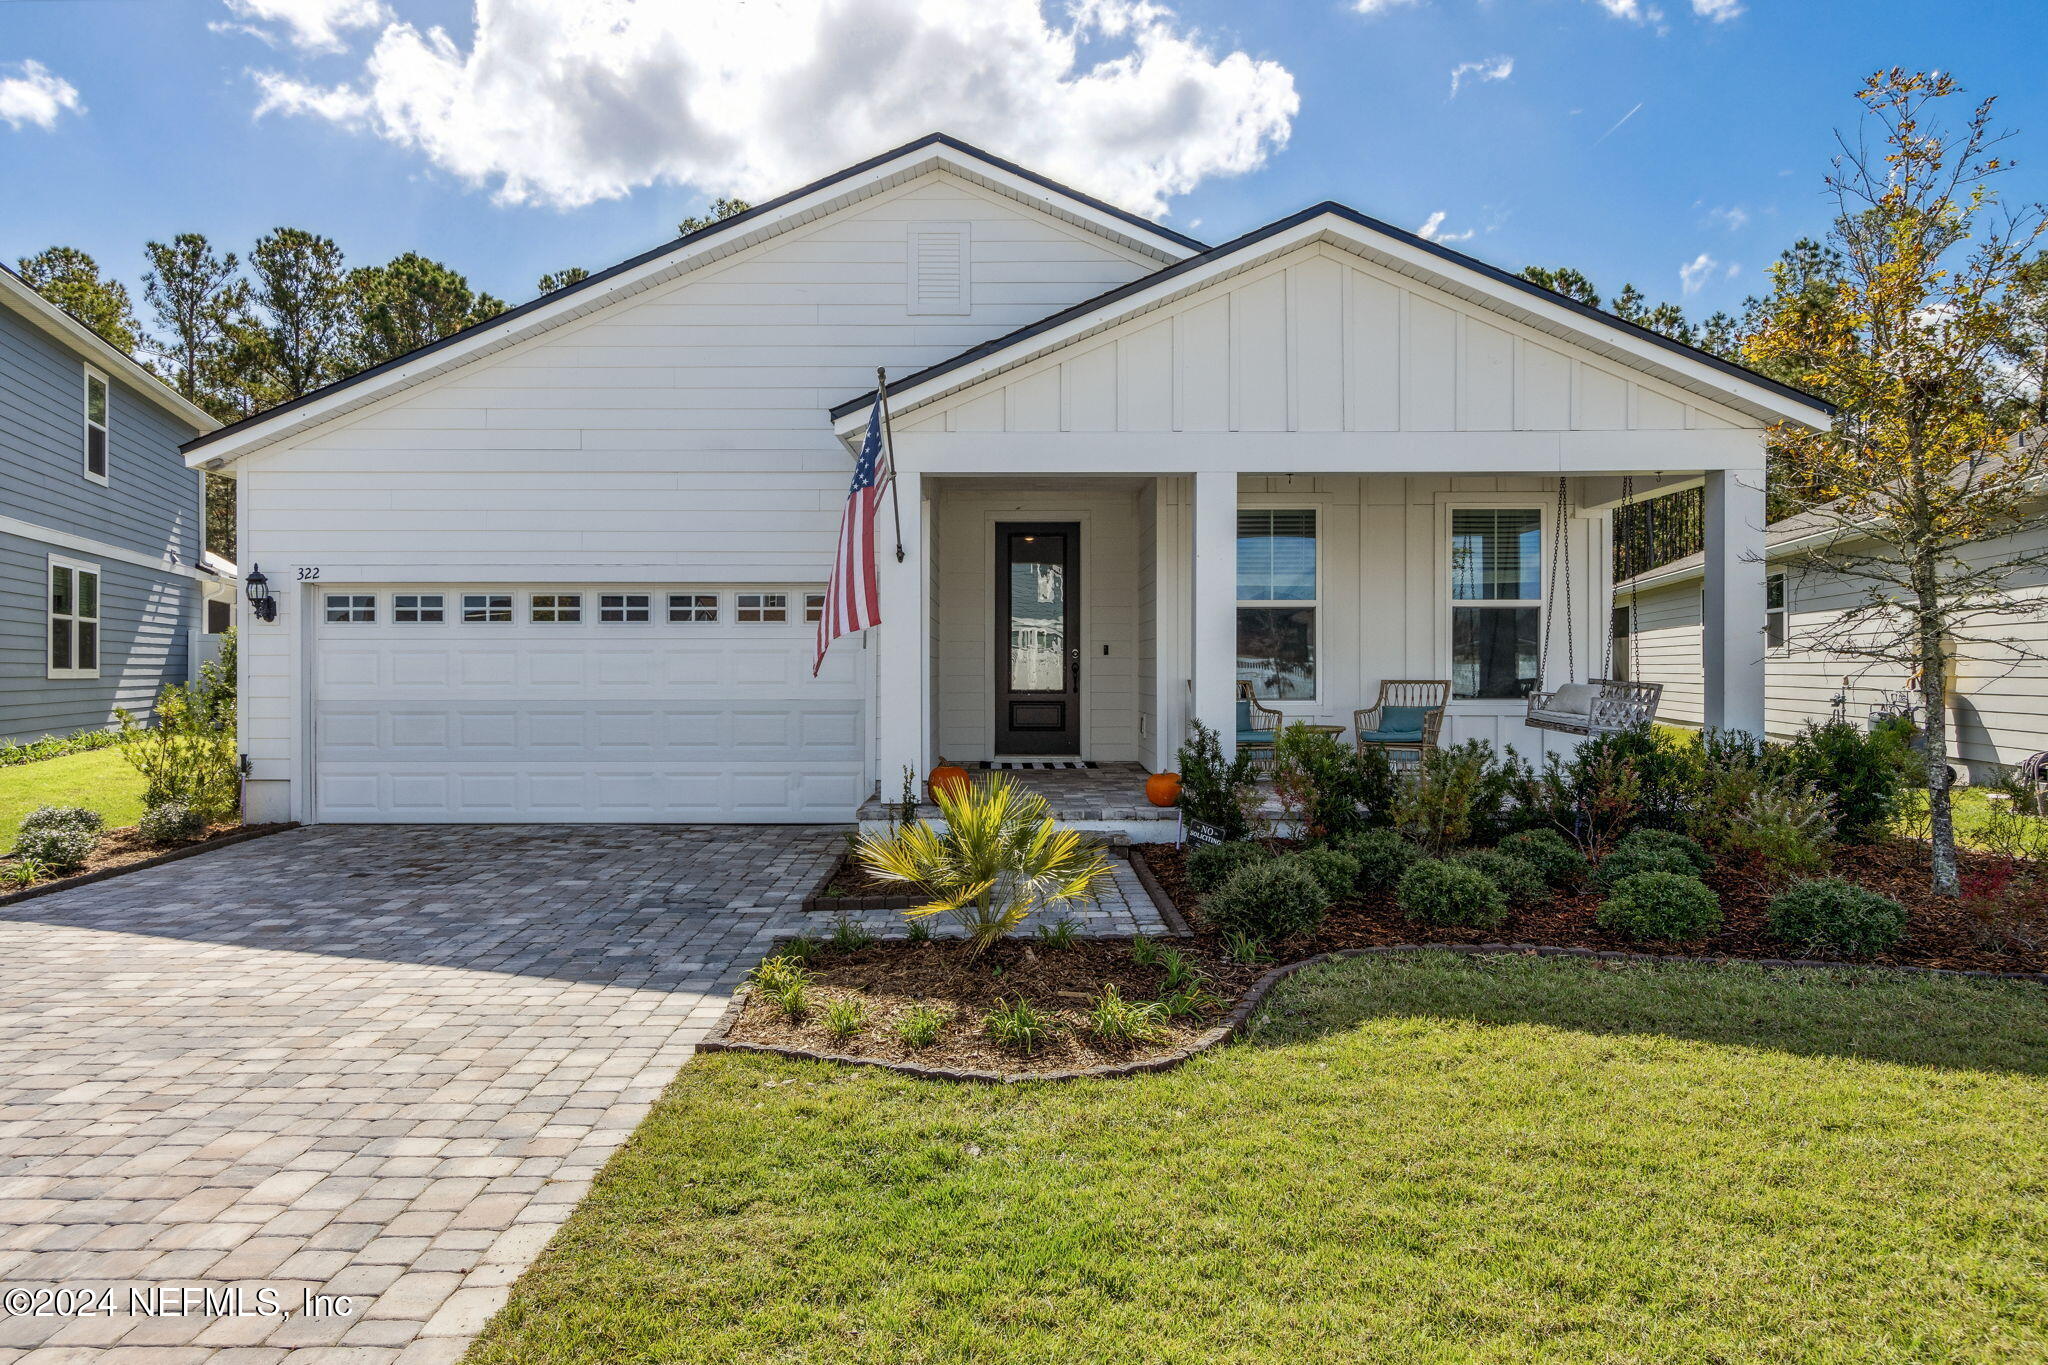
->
1069, 648, 1081, 689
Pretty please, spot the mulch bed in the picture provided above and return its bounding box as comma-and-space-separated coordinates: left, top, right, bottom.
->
1137, 837, 2048, 975
803, 852, 917, 911
0, 823, 292, 906
725, 936, 1264, 1074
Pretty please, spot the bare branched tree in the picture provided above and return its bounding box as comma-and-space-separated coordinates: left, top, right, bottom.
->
1748, 70, 2047, 896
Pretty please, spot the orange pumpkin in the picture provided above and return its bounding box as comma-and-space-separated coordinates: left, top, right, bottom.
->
1145, 771, 1183, 807
927, 763, 972, 802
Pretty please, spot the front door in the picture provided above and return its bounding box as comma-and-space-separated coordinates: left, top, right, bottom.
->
995, 522, 1080, 755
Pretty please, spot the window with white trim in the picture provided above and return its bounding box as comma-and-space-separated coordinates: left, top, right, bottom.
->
736, 592, 788, 623
324, 593, 375, 623
1236, 510, 1317, 700
599, 592, 651, 623
804, 592, 826, 623
530, 592, 582, 623
461, 593, 512, 623
83, 365, 109, 483
48, 558, 100, 678
668, 593, 719, 623
1450, 508, 1542, 700
393, 593, 445, 623
1766, 573, 1788, 649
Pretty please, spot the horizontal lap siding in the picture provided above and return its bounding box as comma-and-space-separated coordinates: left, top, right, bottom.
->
0, 530, 191, 744
236, 173, 1165, 811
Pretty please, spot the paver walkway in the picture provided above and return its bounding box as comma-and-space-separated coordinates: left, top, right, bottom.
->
0, 823, 1169, 1363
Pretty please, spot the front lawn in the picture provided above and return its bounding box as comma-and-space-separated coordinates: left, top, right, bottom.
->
0, 747, 145, 852
469, 954, 2048, 1364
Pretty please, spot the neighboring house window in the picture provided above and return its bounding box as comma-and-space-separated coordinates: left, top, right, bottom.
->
1450, 508, 1541, 699
324, 593, 375, 623
82, 365, 110, 483
599, 593, 651, 623
1236, 509, 1317, 700
48, 558, 100, 679
669, 593, 719, 623
1766, 573, 1788, 649
463, 593, 513, 623
736, 592, 788, 623
205, 599, 233, 634
1611, 605, 1633, 682
804, 592, 826, 623
393, 593, 445, 623
531, 592, 582, 623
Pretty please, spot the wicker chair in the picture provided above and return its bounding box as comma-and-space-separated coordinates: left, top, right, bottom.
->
1235, 681, 1285, 771
1353, 680, 1450, 770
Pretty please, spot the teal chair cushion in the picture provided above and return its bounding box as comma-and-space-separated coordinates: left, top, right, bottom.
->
1235, 698, 1254, 733
1360, 704, 1434, 745
1237, 729, 1271, 747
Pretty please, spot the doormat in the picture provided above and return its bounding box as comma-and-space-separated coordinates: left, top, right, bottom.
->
977, 761, 1099, 770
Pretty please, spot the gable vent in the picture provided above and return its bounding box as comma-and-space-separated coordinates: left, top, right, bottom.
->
908, 222, 971, 315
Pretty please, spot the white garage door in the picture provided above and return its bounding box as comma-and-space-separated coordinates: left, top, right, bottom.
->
312, 585, 865, 822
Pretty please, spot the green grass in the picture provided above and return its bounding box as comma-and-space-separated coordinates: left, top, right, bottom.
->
468, 954, 2048, 1364
0, 747, 145, 852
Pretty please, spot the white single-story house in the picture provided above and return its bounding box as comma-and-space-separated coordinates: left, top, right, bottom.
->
183, 134, 1829, 827
1619, 499, 2048, 781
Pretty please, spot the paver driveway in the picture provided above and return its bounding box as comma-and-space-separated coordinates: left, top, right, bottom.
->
0, 823, 847, 1363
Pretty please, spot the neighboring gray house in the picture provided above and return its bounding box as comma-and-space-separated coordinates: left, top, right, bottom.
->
1618, 501, 2048, 782
1, 265, 228, 746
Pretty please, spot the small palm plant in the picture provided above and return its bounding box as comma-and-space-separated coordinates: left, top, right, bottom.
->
855, 774, 1112, 958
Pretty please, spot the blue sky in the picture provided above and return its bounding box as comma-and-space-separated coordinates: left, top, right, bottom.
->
3, 0, 2045, 330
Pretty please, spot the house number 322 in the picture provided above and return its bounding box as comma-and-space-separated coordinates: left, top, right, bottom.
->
297, 566, 321, 580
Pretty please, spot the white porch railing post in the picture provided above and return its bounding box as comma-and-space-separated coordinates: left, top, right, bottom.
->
873, 470, 927, 795
1191, 470, 1237, 759
1701, 464, 1767, 736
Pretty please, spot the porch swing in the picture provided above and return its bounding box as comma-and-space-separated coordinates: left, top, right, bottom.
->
1523, 476, 1664, 737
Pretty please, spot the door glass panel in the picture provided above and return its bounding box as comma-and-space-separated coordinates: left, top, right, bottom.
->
1007, 532, 1066, 693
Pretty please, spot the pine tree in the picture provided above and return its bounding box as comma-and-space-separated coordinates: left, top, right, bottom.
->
16, 246, 141, 352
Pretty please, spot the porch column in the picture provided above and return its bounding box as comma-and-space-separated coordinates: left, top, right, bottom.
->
1191, 470, 1237, 759
873, 470, 928, 795
1701, 465, 1767, 735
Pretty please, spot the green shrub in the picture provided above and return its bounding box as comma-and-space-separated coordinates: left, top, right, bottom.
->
1283, 847, 1361, 903
1613, 828, 1710, 873
1186, 840, 1270, 893
1272, 724, 1397, 839
1, 857, 49, 889
983, 997, 1054, 1053
1175, 720, 1261, 843
115, 685, 240, 826
750, 955, 811, 993
1720, 785, 1834, 879
1765, 877, 1909, 957
20, 805, 105, 836
0, 728, 117, 767
1202, 858, 1330, 944
137, 800, 206, 846
1157, 945, 1204, 993
1334, 827, 1421, 892
1596, 871, 1723, 942
766, 978, 810, 1020
895, 1004, 947, 1048
1128, 934, 1163, 966
1453, 849, 1546, 905
1156, 984, 1226, 1019
1785, 718, 1916, 843
14, 825, 97, 874
1395, 858, 1509, 929
1221, 929, 1272, 965
1497, 828, 1587, 888
1084, 985, 1166, 1044
1593, 842, 1702, 891
1394, 743, 1513, 853
823, 998, 869, 1040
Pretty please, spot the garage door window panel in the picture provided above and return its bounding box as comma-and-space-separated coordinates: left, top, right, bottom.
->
463, 594, 512, 623
738, 592, 788, 623
600, 593, 651, 623
394, 593, 445, 623
532, 593, 582, 623
670, 593, 719, 623
325, 594, 376, 623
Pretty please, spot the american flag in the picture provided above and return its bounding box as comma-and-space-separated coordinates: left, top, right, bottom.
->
814, 399, 891, 675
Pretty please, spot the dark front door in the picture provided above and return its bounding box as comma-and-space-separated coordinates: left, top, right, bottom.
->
995, 522, 1080, 755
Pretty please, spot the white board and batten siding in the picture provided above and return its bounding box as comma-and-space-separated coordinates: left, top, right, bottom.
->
890, 242, 1754, 442
234, 172, 1165, 823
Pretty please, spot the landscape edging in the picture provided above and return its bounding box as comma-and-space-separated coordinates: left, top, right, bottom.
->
698, 941, 2048, 1085
0, 823, 298, 909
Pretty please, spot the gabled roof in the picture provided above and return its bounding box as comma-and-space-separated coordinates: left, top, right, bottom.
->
831, 201, 1834, 431
0, 265, 218, 434
182, 134, 1203, 466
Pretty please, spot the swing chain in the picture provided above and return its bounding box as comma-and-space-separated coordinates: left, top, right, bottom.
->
1538, 476, 1575, 691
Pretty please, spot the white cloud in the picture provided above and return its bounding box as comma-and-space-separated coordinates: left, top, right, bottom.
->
1448, 54, 1513, 97
1590, 0, 1666, 22
0, 60, 82, 131
218, 0, 391, 53
248, 0, 1298, 216
1679, 251, 1738, 295
1707, 204, 1749, 231
1416, 211, 1474, 244
1353, 0, 1421, 13
1691, 0, 1743, 19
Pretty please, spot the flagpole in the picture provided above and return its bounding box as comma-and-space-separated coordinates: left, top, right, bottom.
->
877, 366, 905, 563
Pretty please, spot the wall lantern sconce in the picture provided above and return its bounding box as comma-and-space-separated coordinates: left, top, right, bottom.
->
245, 564, 278, 623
